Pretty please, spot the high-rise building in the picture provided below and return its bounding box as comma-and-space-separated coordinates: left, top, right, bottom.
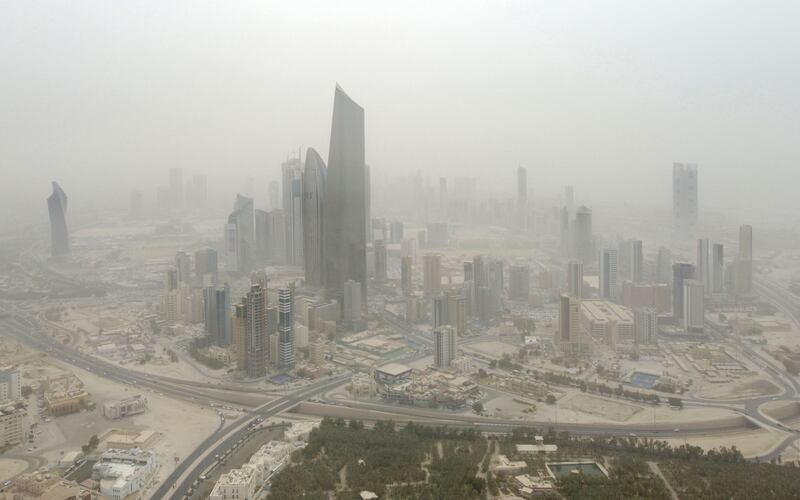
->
573, 206, 593, 267
633, 308, 657, 345
229, 194, 255, 273
559, 206, 570, 257
656, 247, 672, 284
672, 263, 695, 325
736, 224, 753, 296
433, 325, 457, 369
509, 265, 530, 300
463, 261, 474, 283
278, 287, 295, 370
673, 162, 698, 235
232, 302, 247, 371
447, 291, 467, 336
374, 239, 387, 283
47, 182, 69, 256
343, 279, 362, 330
711, 243, 725, 294
282, 157, 304, 265
423, 253, 442, 297
223, 222, 239, 273
245, 284, 267, 377
203, 284, 231, 347
568, 261, 584, 299
630, 240, 644, 284
400, 256, 413, 295
0, 366, 21, 402
268, 180, 280, 211
194, 248, 218, 286
559, 294, 584, 353
598, 248, 619, 300
432, 295, 448, 329
487, 259, 505, 314
517, 167, 527, 230
175, 251, 191, 285
169, 167, 184, 209
302, 148, 327, 286
683, 280, 705, 332
696, 238, 710, 294
323, 85, 368, 303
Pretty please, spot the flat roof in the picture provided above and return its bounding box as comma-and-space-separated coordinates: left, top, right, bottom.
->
581, 300, 634, 324
376, 363, 412, 376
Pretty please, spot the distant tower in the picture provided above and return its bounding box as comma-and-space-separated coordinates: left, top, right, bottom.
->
711, 243, 725, 294
433, 325, 457, 368
282, 157, 304, 265
559, 294, 583, 353
656, 247, 672, 284
509, 265, 530, 300
567, 261, 584, 299
736, 224, 753, 296
598, 248, 619, 300
423, 253, 442, 297
401, 256, 413, 295
228, 194, 255, 273
204, 284, 231, 347
517, 167, 527, 230
630, 240, 644, 284
47, 182, 69, 256
673, 163, 698, 236
696, 238, 710, 295
302, 148, 327, 286
268, 180, 280, 211
573, 206, 593, 267
374, 239, 388, 283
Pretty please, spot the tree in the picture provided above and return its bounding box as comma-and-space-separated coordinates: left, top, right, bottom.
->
477, 368, 488, 378
21, 386, 32, 398
546, 394, 556, 405
472, 402, 484, 415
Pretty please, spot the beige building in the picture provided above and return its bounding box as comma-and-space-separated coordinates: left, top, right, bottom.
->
0, 404, 27, 447
581, 300, 634, 349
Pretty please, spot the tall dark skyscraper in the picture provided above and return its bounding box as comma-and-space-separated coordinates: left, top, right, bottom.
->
47, 182, 69, 256
302, 148, 327, 286
323, 85, 367, 301
203, 284, 231, 347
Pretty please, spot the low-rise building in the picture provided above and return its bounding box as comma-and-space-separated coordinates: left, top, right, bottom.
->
92, 448, 156, 500
103, 395, 148, 420
492, 455, 527, 475
208, 464, 259, 500
0, 366, 21, 403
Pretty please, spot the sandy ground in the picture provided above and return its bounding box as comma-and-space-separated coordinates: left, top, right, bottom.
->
694, 375, 782, 400
463, 341, 520, 359
561, 394, 642, 422
662, 428, 788, 459
37, 360, 221, 490
0, 459, 27, 483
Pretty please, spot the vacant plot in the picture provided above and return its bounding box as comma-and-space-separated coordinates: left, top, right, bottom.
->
696, 375, 781, 400
561, 394, 643, 422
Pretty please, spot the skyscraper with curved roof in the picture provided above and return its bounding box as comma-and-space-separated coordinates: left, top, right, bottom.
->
302, 147, 326, 287
47, 181, 69, 256
323, 85, 367, 301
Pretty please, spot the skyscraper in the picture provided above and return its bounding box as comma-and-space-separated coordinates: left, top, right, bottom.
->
401, 256, 413, 295
673, 162, 698, 235
47, 182, 69, 256
559, 294, 584, 353
683, 280, 705, 332
194, 248, 218, 286
672, 262, 695, 325
245, 284, 267, 378
278, 287, 295, 370
573, 206, 593, 267
630, 239, 644, 284
432, 295, 448, 329
517, 167, 527, 230
433, 325, 457, 369
228, 194, 255, 273
634, 308, 657, 345
323, 85, 368, 302
711, 243, 725, 294
343, 279, 362, 330
175, 251, 191, 285
282, 157, 304, 265
302, 148, 327, 286
656, 247, 672, 284
567, 261, 584, 299
423, 253, 442, 297
204, 284, 231, 347
599, 248, 619, 300
509, 265, 530, 300
696, 238, 710, 294
374, 239, 387, 283
736, 224, 753, 296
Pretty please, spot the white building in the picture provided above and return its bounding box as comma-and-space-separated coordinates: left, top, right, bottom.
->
683, 280, 705, 332
92, 448, 156, 500
103, 395, 148, 420
433, 325, 456, 368
581, 300, 634, 349
598, 248, 619, 301
209, 464, 259, 500
633, 308, 657, 345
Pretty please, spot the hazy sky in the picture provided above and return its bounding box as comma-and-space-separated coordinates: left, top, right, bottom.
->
2, 0, 799, 218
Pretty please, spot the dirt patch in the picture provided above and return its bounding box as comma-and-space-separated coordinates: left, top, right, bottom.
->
695, 376, 781, 400
561, 394, 643, 422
